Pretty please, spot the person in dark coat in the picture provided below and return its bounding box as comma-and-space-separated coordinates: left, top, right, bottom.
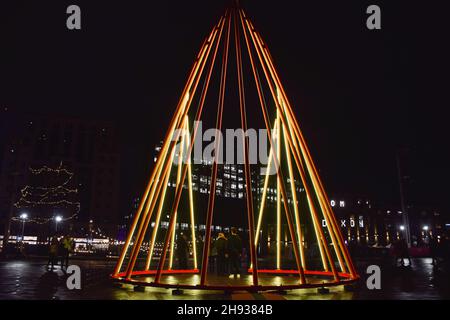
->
176, 233, 189, 269
430, 237, 440, 266
209, 238, 217, 273
215, 233, 228, 276
47, 236, 59, 271
394, 238, 411, 267
227, 227, 242, 277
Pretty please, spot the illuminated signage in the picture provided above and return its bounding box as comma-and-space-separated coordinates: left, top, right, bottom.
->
322, 217, 364, 228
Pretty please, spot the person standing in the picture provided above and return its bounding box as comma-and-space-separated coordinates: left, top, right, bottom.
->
47, 236, 59, 271
209, 238, 218, 273
176, 233, 189, 269
228, 227, 242, 278
215, 233, 228, 276
60, 235, 73, 270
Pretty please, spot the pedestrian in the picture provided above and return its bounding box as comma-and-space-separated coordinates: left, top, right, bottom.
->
394, 237, 411, 267
227, 227, 242, 278
209, 238, 218, 273
176, 233, 189, 269
196, 233, 204, 268
430, 236, 439, 266
47, 236, 59, 271
60, 235, 73, 270
215, 233, 228, 276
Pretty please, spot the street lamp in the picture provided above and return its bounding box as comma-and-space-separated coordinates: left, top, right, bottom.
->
19, 213, 28, 243
55, 215, 63, 232
399, 225, 405, 231
422, 225, 429, 231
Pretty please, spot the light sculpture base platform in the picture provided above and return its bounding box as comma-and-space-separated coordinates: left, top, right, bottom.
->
111, 270, 358, 292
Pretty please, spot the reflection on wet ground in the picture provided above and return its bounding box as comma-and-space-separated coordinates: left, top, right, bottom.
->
131, 273, 336, 287
0, 257, 448, 300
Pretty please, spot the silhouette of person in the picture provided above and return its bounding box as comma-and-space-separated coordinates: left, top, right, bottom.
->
60, 235, 74, 270
176, 233, 189, 269
227, 227, 242, 277
215, 233, 228, 276
47, 236, 59, 271
394, 237, 411, 267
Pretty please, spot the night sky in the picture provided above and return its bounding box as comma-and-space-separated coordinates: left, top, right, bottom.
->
1, 1, 449, 216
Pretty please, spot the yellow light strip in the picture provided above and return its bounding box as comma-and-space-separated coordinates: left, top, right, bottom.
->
254, 119, 277, 246
169, 118, 187, 269
185, 116, 198, 269
145, 147, 176, 270
282, 122, 305, 269
250, 120, 276, 270
276, 113, 281, 270
307, 195, 328, 271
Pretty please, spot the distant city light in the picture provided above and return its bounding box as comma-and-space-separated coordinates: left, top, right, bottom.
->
399, 225, 405, 231
422, 225, 429, 231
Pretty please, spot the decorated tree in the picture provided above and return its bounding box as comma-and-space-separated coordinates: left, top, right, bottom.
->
14, 162, 80, 226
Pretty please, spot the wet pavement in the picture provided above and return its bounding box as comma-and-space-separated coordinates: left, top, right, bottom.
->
0, 257, 449, 300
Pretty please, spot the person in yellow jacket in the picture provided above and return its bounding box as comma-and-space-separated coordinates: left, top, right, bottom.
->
60, 235, 74, 270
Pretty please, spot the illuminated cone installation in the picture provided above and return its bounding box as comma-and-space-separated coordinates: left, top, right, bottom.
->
112, 4, 359, 291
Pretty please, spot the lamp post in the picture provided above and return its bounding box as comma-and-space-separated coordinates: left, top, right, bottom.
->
422, 225, 430, 243
19, 213, 28, 243
55, 215, 63, 233
396, 150, 411, 247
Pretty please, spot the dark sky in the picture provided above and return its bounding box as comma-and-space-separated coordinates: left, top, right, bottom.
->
1, 1, 449, 216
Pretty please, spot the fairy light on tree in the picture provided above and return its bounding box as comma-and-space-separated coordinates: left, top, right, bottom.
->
14, 162, 80, 230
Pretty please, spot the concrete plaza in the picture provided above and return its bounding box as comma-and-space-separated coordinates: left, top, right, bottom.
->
0, 257, 448, 300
